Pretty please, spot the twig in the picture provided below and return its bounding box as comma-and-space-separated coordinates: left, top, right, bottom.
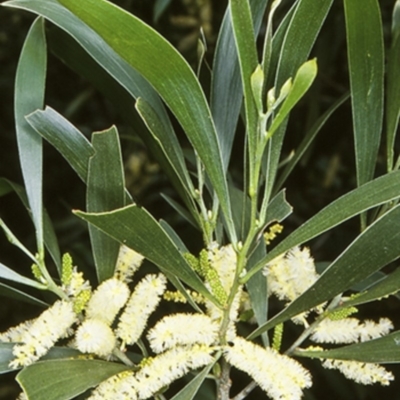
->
232, 381, 258, 400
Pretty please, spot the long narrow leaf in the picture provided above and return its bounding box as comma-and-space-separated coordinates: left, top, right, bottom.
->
74, 205, 218, 305
343, 0, 384, 186
0, 282, 48, 307
295, 330, 400, 363
14, 17, 46, 256
0, 263, 46, 290
211, 0, 268, 170
386, 1, 400, 171
248, 204, 400, 338
229, 0, 259, 188
337, 268, 400, 310
274, 92, 349, 192
87, 127, 126, 282
244, 170, 400, 282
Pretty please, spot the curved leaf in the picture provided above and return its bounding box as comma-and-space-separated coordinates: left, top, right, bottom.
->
248, 204, 400, 338
26, 107, 94, 183
74, 205, 217, 305
14, 16, 46, 256
343, 0, 384, 186
17, 359, 129, 400
54, 0, 235, 241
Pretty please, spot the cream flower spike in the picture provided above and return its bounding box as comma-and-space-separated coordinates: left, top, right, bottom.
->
85, 277, 130, 325
322, 359, 394, 386
263, 246, 319, 303
147, 313, 219, 353
116, 273, 167, 347
225, 337, 312, 400
311, 317, 393, 344
9, 300, 77, 369
134, 345, 214, 400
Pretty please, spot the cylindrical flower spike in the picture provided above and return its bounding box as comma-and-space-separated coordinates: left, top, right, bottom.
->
134, 345, 215, 399
116, 273, 167, 346
85, 277, 130, 325
9, 300, 77, 369
311, 317, 393, 344
147, 313, 219, 353
322, 359, 394, 386
225, 337, 312, 400
88, 370, 137, 400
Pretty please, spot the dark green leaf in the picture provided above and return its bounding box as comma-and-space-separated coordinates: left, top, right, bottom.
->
386, 3, 400, 171
87, 127, 126, 282
0, 282, 48, 307
338, 268, 400, 310
17, 359, 129, 400
245, 170, 400, 282
52, 0, 235, 241
343, 0, 384, 185
170, 362, 216, 400
265, 0, 333, 199
74, 205, 217, 305
230, 0, 259, 184
248, 204, 400, 338
211, 0, 268, 170
295, 330, 400, 363
274, 92, 349, 192
14, 17, 46, 255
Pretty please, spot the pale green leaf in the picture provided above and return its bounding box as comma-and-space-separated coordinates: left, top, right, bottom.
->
268, 59, 317, 139
0, 263, 46, 290
14, 16, 46, 255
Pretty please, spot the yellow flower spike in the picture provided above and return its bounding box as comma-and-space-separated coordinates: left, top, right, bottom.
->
61, 253, 74, 285
272, 323, 284, 351
263, 223, 284, 245
31, 264, 44, 282
327, 306, 358, 321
